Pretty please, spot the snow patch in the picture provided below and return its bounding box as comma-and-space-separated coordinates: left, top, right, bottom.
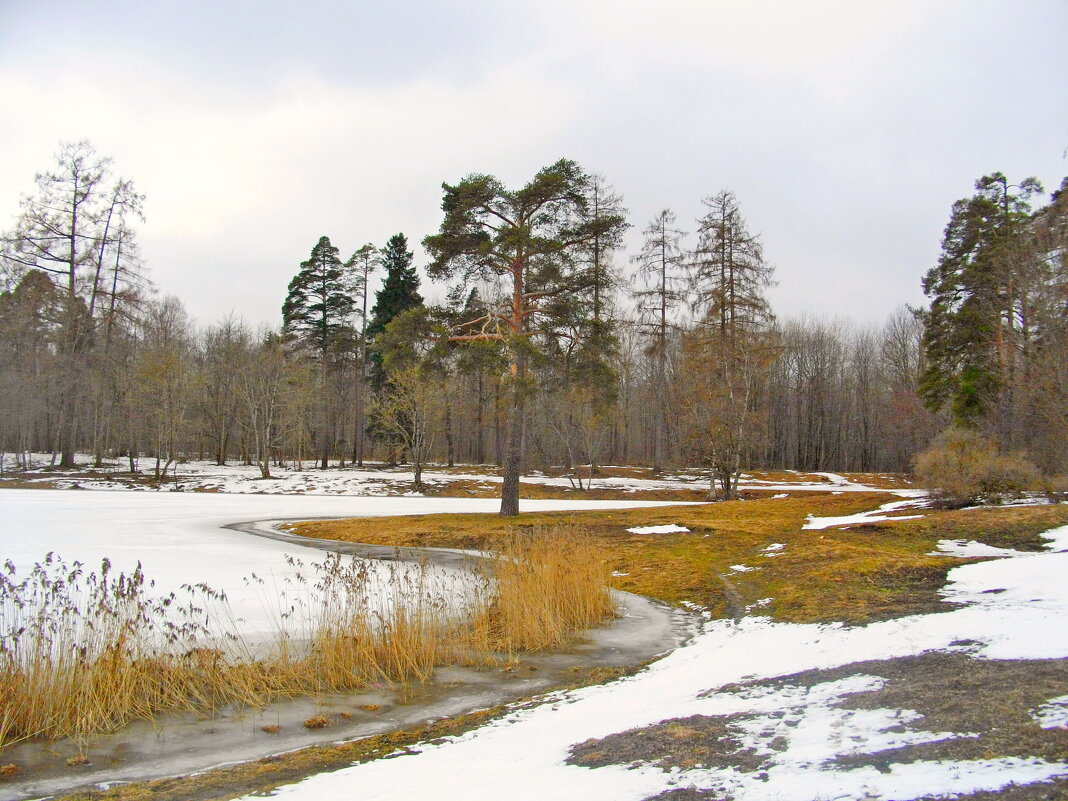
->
1032, 695, 1068, 730
626, 524, 690, 535
803, 499, 926, 530
932, 540, 1028, 559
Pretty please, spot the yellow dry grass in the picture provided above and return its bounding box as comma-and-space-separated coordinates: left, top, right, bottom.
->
0, 527, 609, 749
289, 494, 1068, 625
477, 526, 614, 653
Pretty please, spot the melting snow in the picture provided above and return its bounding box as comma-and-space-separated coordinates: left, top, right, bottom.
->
803, 499, 926, 530
0, 454, 923, 497
932, 540, 1029, 558
1032, 695, 1068, 730
229, 522, 1068, 801
626, 524, 690, 535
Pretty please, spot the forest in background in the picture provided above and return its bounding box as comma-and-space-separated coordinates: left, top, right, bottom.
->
1, 142, 1064, 510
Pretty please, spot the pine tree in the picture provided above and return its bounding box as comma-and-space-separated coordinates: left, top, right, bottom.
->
346, 243, 378, 465
919, 173, 1042, 426
282, 235, 355, 359
424, 159, 627, 516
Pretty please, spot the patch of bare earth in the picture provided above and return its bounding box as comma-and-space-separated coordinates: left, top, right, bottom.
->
566, 652, 1068, 800
568, 714, 773, 774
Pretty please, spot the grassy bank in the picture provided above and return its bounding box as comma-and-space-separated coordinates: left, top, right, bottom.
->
289, 494, 1068, 624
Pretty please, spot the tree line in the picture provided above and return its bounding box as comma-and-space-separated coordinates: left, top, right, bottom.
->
2, 143, 1064, 513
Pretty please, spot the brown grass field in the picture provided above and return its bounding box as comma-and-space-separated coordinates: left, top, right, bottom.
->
288, 494, 1068, 624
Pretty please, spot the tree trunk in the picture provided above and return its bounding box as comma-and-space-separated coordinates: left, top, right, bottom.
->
476, 372, 485, 464
500, 399, 524, 516
354, 365, 366, 466
445, 401, 455, 468
493, 380, 503, 466
500, 360, 526, 516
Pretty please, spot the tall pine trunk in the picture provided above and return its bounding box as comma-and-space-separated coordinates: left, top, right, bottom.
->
500, 394, 524, 516
500, 352, 527, 517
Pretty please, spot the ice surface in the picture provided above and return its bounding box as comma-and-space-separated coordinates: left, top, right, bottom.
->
0, 490, 677, 645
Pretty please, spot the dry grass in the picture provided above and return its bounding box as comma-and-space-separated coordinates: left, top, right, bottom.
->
0, 526, 609, 749
475, 526, 613, 653
288, 494, 1068, 625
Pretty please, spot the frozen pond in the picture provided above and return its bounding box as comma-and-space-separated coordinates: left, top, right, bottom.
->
0, 490, 679, 642
0, 489, 687, 800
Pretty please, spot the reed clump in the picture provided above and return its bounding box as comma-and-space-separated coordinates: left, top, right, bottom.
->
478, 524, 614, 653
0, 524, 610, 749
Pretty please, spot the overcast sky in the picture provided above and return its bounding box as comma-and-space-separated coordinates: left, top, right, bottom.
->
1, 0, 1065, 331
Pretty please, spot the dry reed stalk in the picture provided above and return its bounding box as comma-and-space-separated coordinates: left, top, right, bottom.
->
482, 524, 614, 653
0, 524, 610, 748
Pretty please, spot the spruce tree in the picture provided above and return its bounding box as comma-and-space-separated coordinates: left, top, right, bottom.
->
367, 233, 423, 340
281, 235, 355, 468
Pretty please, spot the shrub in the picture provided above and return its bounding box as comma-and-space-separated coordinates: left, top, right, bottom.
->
914, 427, 1041, 508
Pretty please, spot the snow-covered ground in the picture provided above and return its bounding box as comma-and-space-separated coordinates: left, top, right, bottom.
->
227, 526, 1068, 801
0, 453, 920, 497
4, 461, 1064, 800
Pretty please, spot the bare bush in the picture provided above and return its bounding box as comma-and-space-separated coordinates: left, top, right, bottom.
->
914, 427, 1041, 507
